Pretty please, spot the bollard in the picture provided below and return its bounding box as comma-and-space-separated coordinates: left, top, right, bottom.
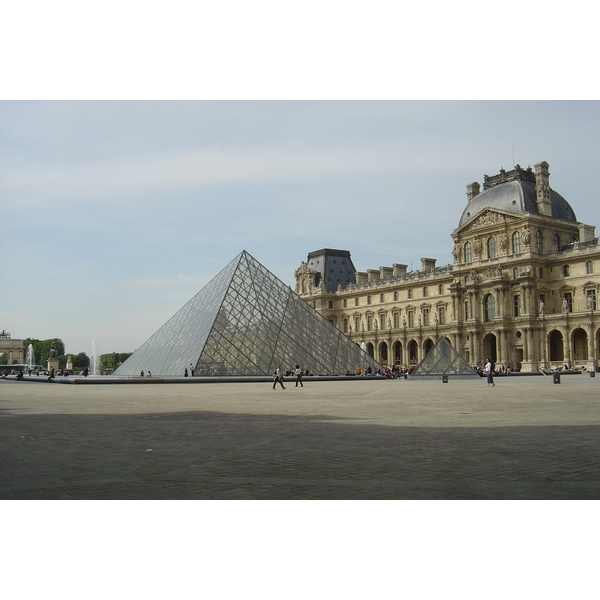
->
590, 371, 595, 378
442, 375, 448, 383
553, 373, 561, 384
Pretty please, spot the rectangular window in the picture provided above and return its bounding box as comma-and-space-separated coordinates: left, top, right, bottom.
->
408, 311, 414, 327
355, 297, 359, 306
422, 308, 429, 326
328, 300, 333, 309
355, 317, 360, 332
367, 315, 373, 331
464, 301, 470, 320
408, 289, 413, 299
587, 261, 594, 274
343, 318, 348, 333
539, 267, 543, 279
439, 284, 444, 295
563, 292, 573, 312
514, 294, 521, 317
439, 306, 445, 325
393, 312, 399, 329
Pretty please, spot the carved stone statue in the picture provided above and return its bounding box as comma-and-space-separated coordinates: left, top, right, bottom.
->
539, 300, 545, 316
403, 316, 407, 327
588, 295, 595, 311
49, 343, 57, 358
452, 243, 461, 262
473, 238, 482, 259
523, 228, 531, 248
562, 298, 569, 313
499, 233, 508, 253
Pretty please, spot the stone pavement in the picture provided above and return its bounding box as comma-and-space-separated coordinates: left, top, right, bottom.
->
1, 375, 600, 499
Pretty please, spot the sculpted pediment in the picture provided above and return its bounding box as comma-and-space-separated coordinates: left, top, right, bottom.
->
459, 210, 520, 234
294, 261, 317, 277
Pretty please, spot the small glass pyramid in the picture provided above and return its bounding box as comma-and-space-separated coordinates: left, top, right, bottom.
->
114, 251, 381, 377
409, 336, 478, 377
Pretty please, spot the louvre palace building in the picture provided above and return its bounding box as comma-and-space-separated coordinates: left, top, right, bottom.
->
294, 161, 600, 372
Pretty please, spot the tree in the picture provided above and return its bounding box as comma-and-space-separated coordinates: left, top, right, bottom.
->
71, 353, 90, 369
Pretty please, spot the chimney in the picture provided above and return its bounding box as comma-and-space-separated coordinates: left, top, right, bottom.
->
578, 223, 596, 243
392, 263, 408, 278
466, 182, 480, 202
379, 266, 393, 280
355, 272, 368, 285
367, 269, 379, 283
420, 257, 436, 273
534, 161, 552, 216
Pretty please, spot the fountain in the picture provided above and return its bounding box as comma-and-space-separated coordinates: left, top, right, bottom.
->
92, 341, 99, 376
26, 344, 34, 373
91, 342, 100, 375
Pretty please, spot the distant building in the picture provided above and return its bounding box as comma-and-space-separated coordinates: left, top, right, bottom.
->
0, 331, 24, 365
295, 162, 600, 371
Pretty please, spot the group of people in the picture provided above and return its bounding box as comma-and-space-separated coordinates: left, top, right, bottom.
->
273, 365, 305, 389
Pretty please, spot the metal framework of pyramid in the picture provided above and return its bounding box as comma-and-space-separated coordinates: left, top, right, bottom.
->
114, 250, 381, 377
409, 336, 478, 377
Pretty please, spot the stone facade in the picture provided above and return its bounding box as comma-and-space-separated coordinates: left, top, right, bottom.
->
0, 332, 24, 365
294, 162, 600, 372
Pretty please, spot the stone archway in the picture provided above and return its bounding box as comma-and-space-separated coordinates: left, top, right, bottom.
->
393, 341, 402, 365
549, 330, 564, 362
482, 333, 497, 364
379, 341, 388, 365
572, 328, 588, 363
423, 338, 434, 355
366, 342, 375, 358
408, 340, 418, 364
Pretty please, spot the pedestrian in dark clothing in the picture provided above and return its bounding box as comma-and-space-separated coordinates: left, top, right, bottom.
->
294, 364, 304, 387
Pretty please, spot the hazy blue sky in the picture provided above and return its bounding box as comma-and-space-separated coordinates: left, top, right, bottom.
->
2, 101, 599, 355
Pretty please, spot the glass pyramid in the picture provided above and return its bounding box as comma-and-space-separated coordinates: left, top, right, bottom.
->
409, 336, 478, 378
114, 251, 381, 377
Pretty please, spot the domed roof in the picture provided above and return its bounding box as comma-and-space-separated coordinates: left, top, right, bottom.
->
458, 166, 577, 228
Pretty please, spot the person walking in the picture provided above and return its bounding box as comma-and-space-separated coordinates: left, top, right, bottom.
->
485, 358, 495, 387
273, 365, 286, 390
294, 364, 304, 387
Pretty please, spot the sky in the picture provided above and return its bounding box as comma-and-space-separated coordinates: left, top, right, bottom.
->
2, 100, 600, 356
2, 2, 599, 359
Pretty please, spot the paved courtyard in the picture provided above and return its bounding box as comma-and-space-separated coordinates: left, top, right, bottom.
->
1, 375, 599, 499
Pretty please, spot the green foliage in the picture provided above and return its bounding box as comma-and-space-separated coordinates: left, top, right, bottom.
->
71, 352, 90, 369
25, 338, 65, 366
100, 352, 132, 369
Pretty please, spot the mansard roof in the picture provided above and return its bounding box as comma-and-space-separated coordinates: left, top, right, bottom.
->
458, 165, 577, 228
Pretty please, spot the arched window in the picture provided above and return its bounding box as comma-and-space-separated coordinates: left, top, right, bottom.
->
484, 293, 496, 322
586, 261, 593, 274
343, 299, 347, 308
464, 241, 472, 263
393, 291, 398, 301
536, 230, 543, 253
380, 293, 385, 303
512, 231, 521, 254
487, 236, 496, 259
408, 289, 413, 299
301, 279, 306, 294
438, 284, 444, 295
367, 295, 372, 305
423, 287, 428, 297
553, 233, 560, 251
